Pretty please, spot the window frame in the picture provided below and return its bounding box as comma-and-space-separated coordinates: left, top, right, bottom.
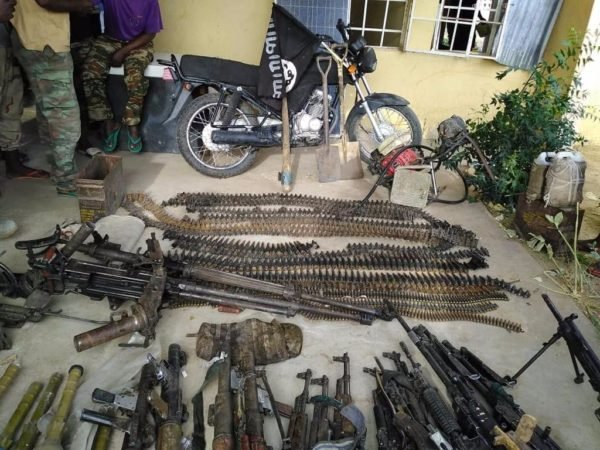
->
350, 0, 408, 48
403, 0, 511, 60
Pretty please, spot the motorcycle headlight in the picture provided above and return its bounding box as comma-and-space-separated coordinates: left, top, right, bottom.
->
358, 47, 377, 73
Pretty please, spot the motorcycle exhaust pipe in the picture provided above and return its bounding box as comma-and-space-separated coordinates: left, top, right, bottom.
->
211, 129, 281, 147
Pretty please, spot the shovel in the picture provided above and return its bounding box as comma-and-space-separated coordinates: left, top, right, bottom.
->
315, 56, 341, 183
333, 50, 363, 180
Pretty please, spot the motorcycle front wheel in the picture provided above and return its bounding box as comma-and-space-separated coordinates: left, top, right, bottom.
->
346, 101, 422, 162
176, 93, 258, 178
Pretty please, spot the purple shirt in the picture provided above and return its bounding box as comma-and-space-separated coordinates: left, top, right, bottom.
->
103, 0, 163, 42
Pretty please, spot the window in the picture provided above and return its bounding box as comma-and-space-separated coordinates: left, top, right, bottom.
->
404, 0, 563, 68
406, 0, 508, 58
350, 0, 409, 48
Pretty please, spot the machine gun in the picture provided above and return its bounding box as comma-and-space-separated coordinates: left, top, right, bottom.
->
283, 370, 312, 450
507, 294, 600, 421
5, 223, 383, 351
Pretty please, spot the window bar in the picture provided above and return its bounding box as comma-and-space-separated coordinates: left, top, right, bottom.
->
380, 0, 391, 46
432, 0, 447, 52
361, 0, 369, 36
448, 0, 463, 52
464, 0, 482, 57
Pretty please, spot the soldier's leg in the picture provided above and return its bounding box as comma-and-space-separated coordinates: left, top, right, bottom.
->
122, 43, 153, 152
14, 45, 80, 192
82, 35, 119, 126
0, 46, 23, 153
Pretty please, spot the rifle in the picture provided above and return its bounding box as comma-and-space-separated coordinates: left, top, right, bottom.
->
147, 344, 188, 450
81, 363, 159, 450
332, 353, 355, 440
441, 340, 560, 450
399, 342, 464, 450
386, 305, 496, 448
508, 294, 600, 421
363, 361, 436, 450
308, 375, 330, 448
283, 370, 312, 450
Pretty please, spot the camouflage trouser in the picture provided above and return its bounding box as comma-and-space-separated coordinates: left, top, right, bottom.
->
12, 35, 80, 184
83, 35, 153, 126
71, 38, 95, 118
0, 46, 23, 152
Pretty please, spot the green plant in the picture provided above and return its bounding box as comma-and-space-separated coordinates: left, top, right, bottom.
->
527, 207, 599, 325
448, 29, 600, 205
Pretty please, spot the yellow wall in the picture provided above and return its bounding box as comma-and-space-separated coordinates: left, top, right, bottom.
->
153, 0, 594, 140
154, 0, 272, 64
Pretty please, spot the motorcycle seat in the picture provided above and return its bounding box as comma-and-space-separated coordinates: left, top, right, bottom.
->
180, 55, 259, 87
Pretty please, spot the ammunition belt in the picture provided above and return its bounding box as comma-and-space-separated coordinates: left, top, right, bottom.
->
165, 231, 319, 257
124, 193, 479, 249
191, 267, 528, 298
169, 298, 522, 333
166, 249, 487, 273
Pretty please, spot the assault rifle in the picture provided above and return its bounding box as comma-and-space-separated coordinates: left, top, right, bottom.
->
332, 353, 355, 440
283, 370, 312, 450
508, 294, 600, 421
308, 375, 330, 447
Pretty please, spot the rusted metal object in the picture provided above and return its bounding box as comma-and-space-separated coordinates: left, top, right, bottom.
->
514, 193, 585, 254
77, 154, 124, 222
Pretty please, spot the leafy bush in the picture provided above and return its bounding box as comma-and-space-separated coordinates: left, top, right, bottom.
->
448, 30, 599, 205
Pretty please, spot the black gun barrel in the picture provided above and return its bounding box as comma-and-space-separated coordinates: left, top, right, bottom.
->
541, 294, 565, 322
61, 222, 95, 259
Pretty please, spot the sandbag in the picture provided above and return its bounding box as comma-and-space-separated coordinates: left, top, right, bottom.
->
543, 154, 586, 208
195, 318, 302, 365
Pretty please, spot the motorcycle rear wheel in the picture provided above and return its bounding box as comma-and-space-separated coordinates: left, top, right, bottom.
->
346, 102, 422, 163
176, 93, 258, 178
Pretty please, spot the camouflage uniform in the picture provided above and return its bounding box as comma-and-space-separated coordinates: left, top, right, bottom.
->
0, 26, 23, 152
83, 35, 153, 126
11, 33, 80, 187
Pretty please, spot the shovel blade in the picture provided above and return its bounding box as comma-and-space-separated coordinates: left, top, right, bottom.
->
338, 141, 364, 180
316, 145, 341, 183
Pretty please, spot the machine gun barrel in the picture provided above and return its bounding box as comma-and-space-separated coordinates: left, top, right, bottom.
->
60, 222, 95, 259
74, 265, 166, 352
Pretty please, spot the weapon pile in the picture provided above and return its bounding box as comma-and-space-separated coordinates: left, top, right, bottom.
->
81, 343, 188, 450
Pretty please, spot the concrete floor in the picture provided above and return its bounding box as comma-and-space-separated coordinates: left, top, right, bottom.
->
1, 142, 600, 449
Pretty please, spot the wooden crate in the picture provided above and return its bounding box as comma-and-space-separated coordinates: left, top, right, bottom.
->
76, 155, 124, 222
514, 193, 584, 255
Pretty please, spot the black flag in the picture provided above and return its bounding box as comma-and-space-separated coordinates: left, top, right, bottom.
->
258, 4, 321, 112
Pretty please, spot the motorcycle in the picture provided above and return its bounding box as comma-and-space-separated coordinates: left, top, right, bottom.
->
158, 5, 422, 178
